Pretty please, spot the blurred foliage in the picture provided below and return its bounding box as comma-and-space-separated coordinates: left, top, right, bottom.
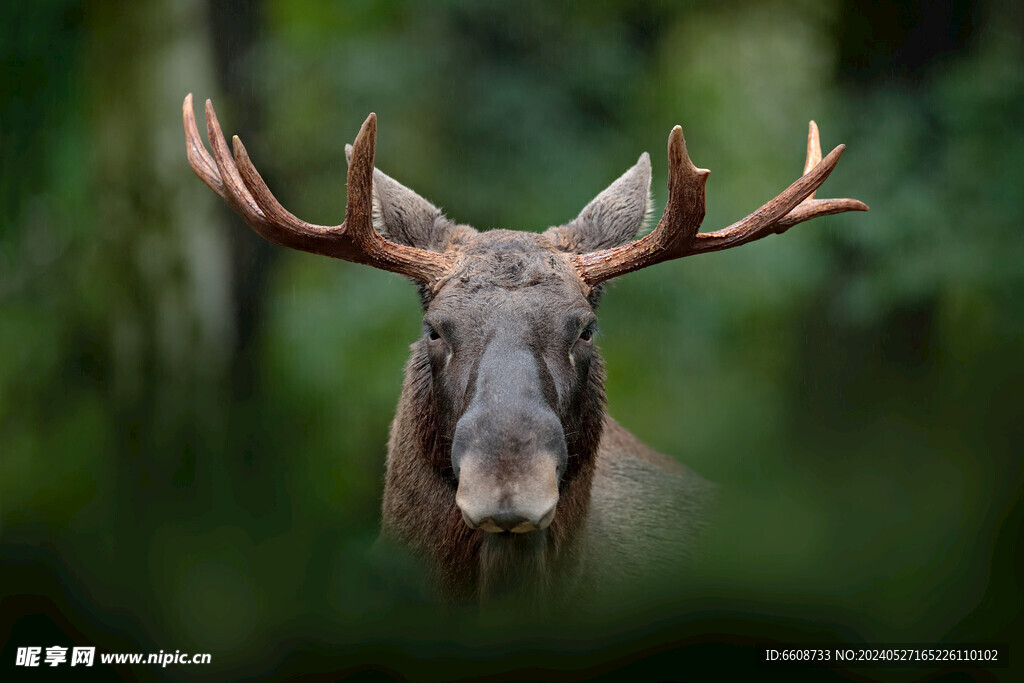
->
1, 0, 1021, 679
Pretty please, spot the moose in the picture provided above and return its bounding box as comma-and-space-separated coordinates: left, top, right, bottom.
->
183, 94, 867, 607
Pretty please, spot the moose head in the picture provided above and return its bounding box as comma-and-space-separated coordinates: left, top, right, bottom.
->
184, 94, 866, 605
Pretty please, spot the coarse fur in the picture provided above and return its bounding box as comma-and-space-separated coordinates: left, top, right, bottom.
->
364, 153, 716, 608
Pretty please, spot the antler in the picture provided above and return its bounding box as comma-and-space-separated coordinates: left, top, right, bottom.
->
182, 94, 453, 284
572, 121, 868, 287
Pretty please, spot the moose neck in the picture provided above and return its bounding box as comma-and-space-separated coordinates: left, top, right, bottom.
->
381, 341, 607, 606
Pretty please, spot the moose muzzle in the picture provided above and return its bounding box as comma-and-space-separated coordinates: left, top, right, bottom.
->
455, 451, 560, 533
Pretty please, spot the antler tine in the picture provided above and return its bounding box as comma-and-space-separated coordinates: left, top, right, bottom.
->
572, 121, 868, 282
330, 112, 400, 266
202, 97, 277, 231
571, 125, 710, 286
804, 120, 822, 187
770, 120, 868, 230
183, 95, 453, 283
688, 122, 868, 254
688, 141, 844, 255
183, 93, 226, 199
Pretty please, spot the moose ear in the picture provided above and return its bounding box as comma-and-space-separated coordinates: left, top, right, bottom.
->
345, 145, 470, 252
544, 153, 652, 253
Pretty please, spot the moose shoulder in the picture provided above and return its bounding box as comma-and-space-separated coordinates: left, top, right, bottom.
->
183, 95, 867, 607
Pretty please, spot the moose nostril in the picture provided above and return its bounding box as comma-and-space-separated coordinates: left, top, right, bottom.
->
488, 512, 530, 533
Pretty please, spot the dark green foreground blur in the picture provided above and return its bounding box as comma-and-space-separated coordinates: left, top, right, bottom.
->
2, 1, 1021, 680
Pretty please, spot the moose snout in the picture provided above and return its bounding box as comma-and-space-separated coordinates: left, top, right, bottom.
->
450, 343, 568, 535
461, 505, 557, 534
455, 454, 560, 534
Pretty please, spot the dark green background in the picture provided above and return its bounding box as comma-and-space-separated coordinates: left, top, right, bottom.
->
2, 1, 1021, 680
